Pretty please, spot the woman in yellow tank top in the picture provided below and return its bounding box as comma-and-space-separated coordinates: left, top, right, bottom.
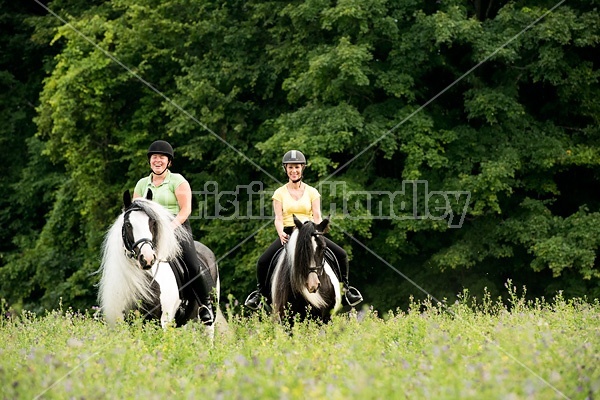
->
244, 150, 363, 309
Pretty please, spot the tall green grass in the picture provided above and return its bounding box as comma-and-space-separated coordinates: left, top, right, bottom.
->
1, 287, 599, 399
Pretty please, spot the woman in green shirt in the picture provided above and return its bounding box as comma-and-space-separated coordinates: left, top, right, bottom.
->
245, 150, 363, 309
133, 140, 215, 325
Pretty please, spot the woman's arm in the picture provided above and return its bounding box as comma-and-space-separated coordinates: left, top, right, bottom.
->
312, 196, 322, 225
173, 180, 192, 227
273, 199, 289, 244
132, 179, 144, 199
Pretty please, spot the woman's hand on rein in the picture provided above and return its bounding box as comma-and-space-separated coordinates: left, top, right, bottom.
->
171, 220, 182, 230
279, 231, 289, 245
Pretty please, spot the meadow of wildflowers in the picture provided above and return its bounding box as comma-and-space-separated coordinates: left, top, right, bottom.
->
1, 288, 598, 400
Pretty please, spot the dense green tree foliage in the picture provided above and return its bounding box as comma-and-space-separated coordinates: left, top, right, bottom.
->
1, 0, 599, 313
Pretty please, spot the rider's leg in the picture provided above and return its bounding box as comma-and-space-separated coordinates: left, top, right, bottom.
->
244, 237, 284, 310
179, 221, 215, 325
324, 238, 363, 306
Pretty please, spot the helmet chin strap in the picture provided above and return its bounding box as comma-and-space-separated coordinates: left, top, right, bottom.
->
291, 176, 303, 183
154, 167, 168, 175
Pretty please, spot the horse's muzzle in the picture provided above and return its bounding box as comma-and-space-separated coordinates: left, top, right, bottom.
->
307, 272, 320, 293
139, 255, 155, 270
136, 241, 156, 270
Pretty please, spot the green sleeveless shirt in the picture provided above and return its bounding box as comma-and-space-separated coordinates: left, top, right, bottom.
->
133, 171, 187, 215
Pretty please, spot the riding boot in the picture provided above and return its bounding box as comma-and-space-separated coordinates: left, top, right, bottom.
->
182, 250, 215, 325
245, 251, 274, 310
177, 222, 216, 325
193, 270, 215, 326
340, 259, 363, 307
246, 236, 286, 310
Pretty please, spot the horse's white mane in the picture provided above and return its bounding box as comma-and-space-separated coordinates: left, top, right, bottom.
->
98, 198, 190, 325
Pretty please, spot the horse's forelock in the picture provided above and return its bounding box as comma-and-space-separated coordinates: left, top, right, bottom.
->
130, 199, 159, 222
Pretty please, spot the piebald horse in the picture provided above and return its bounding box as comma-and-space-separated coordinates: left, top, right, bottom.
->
269, 215, 342, 323
98, 191, 224, 337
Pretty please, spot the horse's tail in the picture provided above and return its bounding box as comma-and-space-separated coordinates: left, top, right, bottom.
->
98, 217, 156, 325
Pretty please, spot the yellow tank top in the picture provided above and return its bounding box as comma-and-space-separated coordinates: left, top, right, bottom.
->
272, 184, 320, 227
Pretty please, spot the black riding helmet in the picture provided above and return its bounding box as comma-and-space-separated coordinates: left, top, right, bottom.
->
282, 150, 306, 183
147, 140, 174, 161
282, 150, 306, 166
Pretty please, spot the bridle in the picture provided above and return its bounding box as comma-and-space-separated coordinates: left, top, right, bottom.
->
308, 231, 326, 276
121, 205, 156, 269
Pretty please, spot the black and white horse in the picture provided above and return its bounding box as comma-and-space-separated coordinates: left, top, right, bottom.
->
98, 191, 223, 337
270, 215, 342, 323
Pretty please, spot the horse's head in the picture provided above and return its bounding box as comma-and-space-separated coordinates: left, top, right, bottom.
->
291, 215, 330, 293
121, 191, 159, 270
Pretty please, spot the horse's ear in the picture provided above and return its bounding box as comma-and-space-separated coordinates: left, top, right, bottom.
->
123, 190, 132, 209
146, 189, 153, 201
316, 217, 330, 234
293, 214, 303, 229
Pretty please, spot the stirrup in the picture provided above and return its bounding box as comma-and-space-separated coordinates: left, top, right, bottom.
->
344, 286, 363, 307
244, 290, 262, 310
198, 304, 214, 326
